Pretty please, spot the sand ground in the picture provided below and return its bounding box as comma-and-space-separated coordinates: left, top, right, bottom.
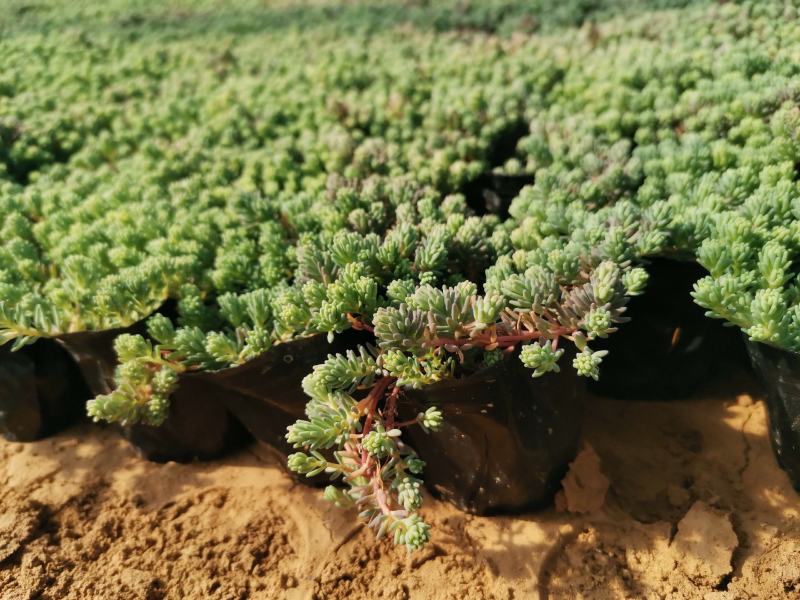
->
1, 368, 798, 599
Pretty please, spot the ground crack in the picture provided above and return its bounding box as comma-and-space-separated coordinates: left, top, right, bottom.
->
736, 406, 755, 483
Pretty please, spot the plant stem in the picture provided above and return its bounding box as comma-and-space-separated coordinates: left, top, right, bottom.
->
358, 376, 396, 466
361, 376, 394, 437
423, 326, 574, 351
347, 313, 374, 333
385, 385, 400, 429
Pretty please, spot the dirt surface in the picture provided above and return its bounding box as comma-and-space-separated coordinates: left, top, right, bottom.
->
1, 368, 799, 600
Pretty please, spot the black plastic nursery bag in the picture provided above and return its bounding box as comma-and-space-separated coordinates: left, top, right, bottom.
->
56, 325, 145, 396
0, 323, 147, 442
122, 376, 247, 463
55, 318, 242, 463
400, 349, 582, 515
191, 331, 371, 480
745, 338, 800, 491
120, 331, 368, 466
590, 257, 744, 399
0, 339, 89, 442
463, 172, 534, 218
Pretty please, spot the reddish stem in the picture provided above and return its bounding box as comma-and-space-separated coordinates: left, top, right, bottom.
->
385, 385, 400, 429
361, 377, 394, 437
347, 313, 374, 333
371, 472, 393, 516
424, 326, 574, 351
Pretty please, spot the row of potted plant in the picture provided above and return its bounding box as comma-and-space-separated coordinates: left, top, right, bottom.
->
2, 0, 800, 553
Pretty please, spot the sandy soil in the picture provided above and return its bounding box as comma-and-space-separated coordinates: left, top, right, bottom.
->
1, 368, 799, 600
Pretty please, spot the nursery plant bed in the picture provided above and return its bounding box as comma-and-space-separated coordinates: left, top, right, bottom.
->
589, 257, 745, 400
744, 338, 800, 491
399, 349, 583, 515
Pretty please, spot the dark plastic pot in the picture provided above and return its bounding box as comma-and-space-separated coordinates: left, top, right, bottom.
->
462, 119, 533, 217
56, 318, 243, 463
196, 336, 330, 450
0, 297, 241, 458
463, 172, 534, 218
0, 339, 89, 442
56, 325, 146, 396
191, 330, 372, 482
112, 330, 368, 467
589, 257, 745, 400
0, 318, 155, 443
744, 338, 800, 491
121, 376, 247, 463
399, 349, 583, 515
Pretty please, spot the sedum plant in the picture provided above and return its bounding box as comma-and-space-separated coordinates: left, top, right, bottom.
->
286, 252, 642, 550
0, 182, 214, 348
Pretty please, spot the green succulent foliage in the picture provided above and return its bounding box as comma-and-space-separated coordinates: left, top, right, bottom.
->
520, 342, 564, 378
693, 206, 800, 353
417, 406, 444, 433
81, 181, 506, 427
373, 259, 630, 384
86, 333, 176, 426
3, 0, 793, 353
362, 425, 401, 459
7, 0, 800, 556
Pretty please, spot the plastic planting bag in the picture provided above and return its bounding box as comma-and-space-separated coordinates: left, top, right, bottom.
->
52, 313, 245, 462
399, 349, 582, 514
745, 339, 800, 491
0, 340, 89, 441
462, 120, 532, 217
122, 377, 247, 463
102, 329, 369, 466
463, 172, 534, 218
57, 326, 144, 396
0, 322, 150, 442
590, 258, 744, 399
0, 304, 244, 461
191, 330, 372, 481
197, 336, 331, 453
